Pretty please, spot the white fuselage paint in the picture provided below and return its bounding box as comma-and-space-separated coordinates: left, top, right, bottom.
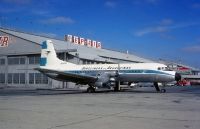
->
40, 63, 175, 83
38, 40, 176, 84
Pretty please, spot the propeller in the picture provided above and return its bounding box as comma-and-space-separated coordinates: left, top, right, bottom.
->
175, 73, 181, 82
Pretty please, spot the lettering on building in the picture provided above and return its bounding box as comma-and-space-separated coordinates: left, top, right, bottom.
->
65, 34, 102, 49
0, 36, 9, 47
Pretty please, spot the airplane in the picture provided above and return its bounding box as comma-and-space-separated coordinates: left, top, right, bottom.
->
35, 40, 181, 93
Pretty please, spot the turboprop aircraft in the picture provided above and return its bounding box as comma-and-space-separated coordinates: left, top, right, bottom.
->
35, 40, 181, 93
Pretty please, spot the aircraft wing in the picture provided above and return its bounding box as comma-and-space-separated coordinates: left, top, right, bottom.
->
35, 68, 98, 84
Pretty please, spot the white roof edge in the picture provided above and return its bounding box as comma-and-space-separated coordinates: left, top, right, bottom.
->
0, 27, 153, 63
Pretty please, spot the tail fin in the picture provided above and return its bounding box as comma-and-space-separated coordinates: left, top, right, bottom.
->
40, 40, 74, 68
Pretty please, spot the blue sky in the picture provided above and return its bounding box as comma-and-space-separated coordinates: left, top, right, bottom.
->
0, 0, 200, 68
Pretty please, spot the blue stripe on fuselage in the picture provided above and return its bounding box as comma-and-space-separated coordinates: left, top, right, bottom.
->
64, 69, 174, 76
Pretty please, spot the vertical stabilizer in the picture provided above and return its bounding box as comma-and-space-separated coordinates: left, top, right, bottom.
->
40, 40, 74, 68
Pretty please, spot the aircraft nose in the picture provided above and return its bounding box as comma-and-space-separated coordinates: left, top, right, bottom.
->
175, 72, 181, 81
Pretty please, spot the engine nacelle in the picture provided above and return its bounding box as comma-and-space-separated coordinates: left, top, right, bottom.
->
94, 82, 105, 87
94, 72, 118, 88
108, 71, 119, 77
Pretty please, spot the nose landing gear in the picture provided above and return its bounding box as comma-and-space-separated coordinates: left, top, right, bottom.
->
160, 89, 166, 93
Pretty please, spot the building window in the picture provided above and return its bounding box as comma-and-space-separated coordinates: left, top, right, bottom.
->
8, 58, 13, 65
29, 57, 34, 64
8, 73, 12, 84
7, 73, 25, 84
35, 73, 41, 84
0, 59, 5, 65
29, 55, 40, 64
13, 58, 18, 65
0, 73, 5, 84
20, 73, 25, 84
20, 58, 25, 64
34, 73, 48, 84
13, 73, 19, 84
13, 58, 18, 64
35, 56, 40, 64
42, 75, 48, 84
29, 73, 34, 84
8, 57, 26, 65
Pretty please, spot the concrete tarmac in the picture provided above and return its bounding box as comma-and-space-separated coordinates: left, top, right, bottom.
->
0, 86, 200, 129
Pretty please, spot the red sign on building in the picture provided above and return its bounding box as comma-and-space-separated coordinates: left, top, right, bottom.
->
177, 66, 190, 71
65, 35, 102, 49
0, 36, 9, 47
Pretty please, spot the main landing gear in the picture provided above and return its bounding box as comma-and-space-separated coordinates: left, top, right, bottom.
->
114, 81, 121, 92
153, 82, 166, 93
87, 86, 96, 93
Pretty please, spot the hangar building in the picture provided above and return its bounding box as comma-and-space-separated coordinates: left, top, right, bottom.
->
0, 28, 153, 88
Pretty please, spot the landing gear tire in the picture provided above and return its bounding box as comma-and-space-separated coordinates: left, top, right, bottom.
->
87, 87, 95, 93
114, 86, 120, 92
161, 89, 166, 93
114, 81, 120, 92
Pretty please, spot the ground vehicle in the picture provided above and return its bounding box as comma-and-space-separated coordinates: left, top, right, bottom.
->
177, 79, 190, 86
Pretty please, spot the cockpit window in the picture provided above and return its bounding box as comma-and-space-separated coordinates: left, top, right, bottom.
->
157, 67, 165, 70
163, 67, 168, 71
158, 67, 173, 71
